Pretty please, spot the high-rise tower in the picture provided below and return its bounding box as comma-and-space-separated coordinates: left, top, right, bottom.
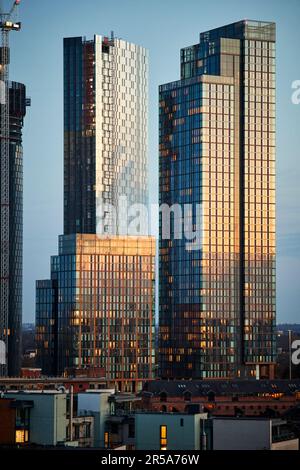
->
63, 35, 148, 235
6, 82, 28, 376
159, 20, 276, 380
0, 1, 28, 376
36, 34, 154, 390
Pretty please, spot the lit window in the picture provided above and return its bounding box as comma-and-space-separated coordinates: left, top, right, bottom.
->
160, 425, 167, 450
104, 431, 109, 448
15, 430, 28, 443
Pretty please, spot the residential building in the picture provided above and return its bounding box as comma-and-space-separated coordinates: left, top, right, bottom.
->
135, 412, 209, 450
104, 392, 141, 449
140, 379, 300, 416
69, 415, 94, 448
35, 33, 152, 388
1, 390, 95, 448
159, 20, 276, 379
4, 391, 68, 446
36, 235, 155, 391
77, 389, 114, 448
63, 34, 148, 235
0, 82, 29, 376
0, 397, 32, 445
135, 412, 298, 451
1, 389, 298, 450
0, 374, 107, 394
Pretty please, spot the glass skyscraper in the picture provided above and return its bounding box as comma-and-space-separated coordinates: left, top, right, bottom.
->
0, 82, 28, 377
159, 20, 276, 380
63, 35, 148, 235
36, 235, 155, 392
36, 33, 154, 390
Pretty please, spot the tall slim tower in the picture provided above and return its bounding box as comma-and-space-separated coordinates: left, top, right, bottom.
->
63, 35, 148, 235
0, 1, 28, 376
36, 34, 154, 391
159, 20, 276, 380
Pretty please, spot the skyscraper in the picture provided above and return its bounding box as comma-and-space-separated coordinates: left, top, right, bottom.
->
36, 235, 155, 392
36, 34, 154, 390
63, 35, 148, 235
0, 82, 28, 377
159, 20, 276, 380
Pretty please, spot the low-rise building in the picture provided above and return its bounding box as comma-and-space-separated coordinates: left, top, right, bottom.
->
68, 415, 94, 448
4, 391, 68, 446
212, 418, 299, 450
1, 387, 298, 451
140, 379, 300, 417
0, 397, 32, 445
0, 375, 107, 394
135, 412, 209, 450
135, 412, 298, 451
105, 393, 141, 449
77, 389, 114, 448
1, 390, 96, 448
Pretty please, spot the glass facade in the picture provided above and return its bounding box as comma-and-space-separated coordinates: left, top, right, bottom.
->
159, 20, 276, 379
0, 82, 27, 376
36, 235, 155, 392
64, 35, 149, 235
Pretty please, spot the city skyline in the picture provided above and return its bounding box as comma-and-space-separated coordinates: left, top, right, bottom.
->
0, 1, 299, 455
6, 0, 300, 323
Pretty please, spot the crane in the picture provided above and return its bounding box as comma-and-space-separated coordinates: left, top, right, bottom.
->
0, 0, 21, 376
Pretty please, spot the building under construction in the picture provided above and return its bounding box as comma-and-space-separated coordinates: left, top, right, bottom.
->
0, 0, 29, 376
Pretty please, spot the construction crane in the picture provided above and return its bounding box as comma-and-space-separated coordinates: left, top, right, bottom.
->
0, 0, 21, 376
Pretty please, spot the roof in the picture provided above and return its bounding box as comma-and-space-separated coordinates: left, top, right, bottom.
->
140, 379, 300, 398
109, 393, 141, 403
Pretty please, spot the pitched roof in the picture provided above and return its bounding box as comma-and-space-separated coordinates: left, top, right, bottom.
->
140, 379, 300, 397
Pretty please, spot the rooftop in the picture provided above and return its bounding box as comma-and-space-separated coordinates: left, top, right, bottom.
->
200, 19, 276, 42
141, 379, 300, 397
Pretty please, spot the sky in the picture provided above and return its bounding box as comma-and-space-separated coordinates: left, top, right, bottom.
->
5, 0, 300, 323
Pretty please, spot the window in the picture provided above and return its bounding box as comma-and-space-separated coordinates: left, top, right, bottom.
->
160, 425, 167, 450
128, 422, 135, 439
74, 425, 80, 440
111, 423, 119, 434
85, 423, 91, 438
104, 431, 109, 448
15, 430, 29, 444
184, 391, 191, 402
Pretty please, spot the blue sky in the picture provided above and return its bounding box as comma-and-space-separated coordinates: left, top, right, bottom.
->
7, 0, 300, 323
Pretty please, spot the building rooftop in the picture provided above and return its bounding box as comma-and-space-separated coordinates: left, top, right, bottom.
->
200, 19, 276, 42
141, 379, 300, 397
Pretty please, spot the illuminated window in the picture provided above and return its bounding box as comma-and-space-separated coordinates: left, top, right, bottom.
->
15, 430, 28, 444
160, 425, 167, 450
104, 431, 109, 448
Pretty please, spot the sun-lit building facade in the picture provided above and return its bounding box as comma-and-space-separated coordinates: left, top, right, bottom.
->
36, 235, 155, 392
159, 20, 276, 379
64, 35, 148, 235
